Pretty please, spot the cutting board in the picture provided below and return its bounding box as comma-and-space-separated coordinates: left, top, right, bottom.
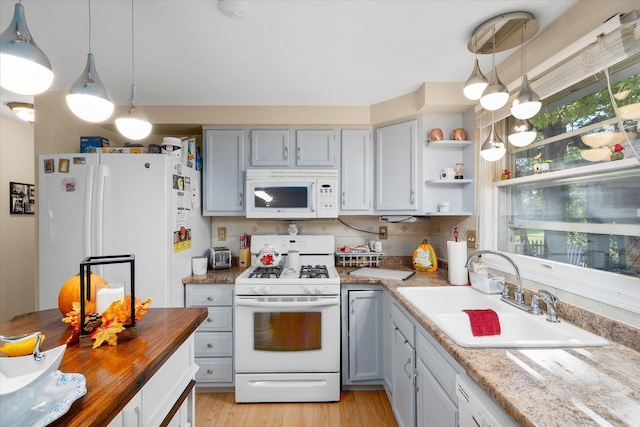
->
349, 267, 415, 281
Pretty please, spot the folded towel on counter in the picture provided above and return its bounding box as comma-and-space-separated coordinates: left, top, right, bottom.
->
462, 309, 501, 336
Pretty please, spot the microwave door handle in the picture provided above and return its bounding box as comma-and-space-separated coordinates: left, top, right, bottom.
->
235, 298, 339, 308
311, 182, 316, 212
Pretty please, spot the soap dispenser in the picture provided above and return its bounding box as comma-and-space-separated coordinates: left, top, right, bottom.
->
472, 255, 488, 276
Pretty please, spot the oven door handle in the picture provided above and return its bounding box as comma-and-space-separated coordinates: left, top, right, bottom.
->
235, 298, 340, 308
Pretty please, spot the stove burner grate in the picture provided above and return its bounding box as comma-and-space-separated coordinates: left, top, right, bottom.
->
299, 265, 329, 279
249, 266, 283, 279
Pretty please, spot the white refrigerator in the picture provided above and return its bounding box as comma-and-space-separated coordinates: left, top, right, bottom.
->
38, 153, 210, 310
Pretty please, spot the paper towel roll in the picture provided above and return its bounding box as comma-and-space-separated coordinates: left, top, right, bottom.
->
447, 241, 469, 285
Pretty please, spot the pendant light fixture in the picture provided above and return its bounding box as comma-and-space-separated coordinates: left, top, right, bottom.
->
480, 27, 509, 111
463, 38, 488, 100
508, 118, 536, 147
0, 2, 53, 95
7, 101, 34, 123
480, 112, 506, 162
510, 23, 541, 119
116, 0, 152, 140
66, 0, 114, 123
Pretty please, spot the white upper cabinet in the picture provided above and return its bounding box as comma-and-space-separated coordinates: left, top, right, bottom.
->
340, 130, 372, 213
296, 129, 337, 167
375, 119, 420, 212
249, 129, 291, 167
203, 128, 245, 216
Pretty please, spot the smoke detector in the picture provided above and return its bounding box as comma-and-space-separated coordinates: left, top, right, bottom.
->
218, 0, 251, 18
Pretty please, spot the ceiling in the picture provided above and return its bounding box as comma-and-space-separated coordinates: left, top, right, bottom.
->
0, 0, 579, 122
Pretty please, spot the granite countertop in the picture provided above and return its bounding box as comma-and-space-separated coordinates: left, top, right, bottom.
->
183, 266, 640, 427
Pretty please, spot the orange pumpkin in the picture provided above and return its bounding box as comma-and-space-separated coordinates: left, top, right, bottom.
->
58, 273, 108, 316
412, 239, 438, 272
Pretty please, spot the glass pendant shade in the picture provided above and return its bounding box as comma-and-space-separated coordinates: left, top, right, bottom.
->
480, 123, 506, 161
116, 84, 152, 140
66, 53, 114, 122
7, 102, 34, 123
480, 68, 509, 111
508, 118, 536, 147
463, 59, 488, 100
0, 3, 53, 95
511, 74, 541, 119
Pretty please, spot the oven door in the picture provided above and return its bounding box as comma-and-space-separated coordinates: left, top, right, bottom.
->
245, 180, 317, 219
235, 295, 340, 372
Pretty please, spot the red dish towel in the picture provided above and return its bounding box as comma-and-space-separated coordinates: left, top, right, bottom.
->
462, 309, 501, 337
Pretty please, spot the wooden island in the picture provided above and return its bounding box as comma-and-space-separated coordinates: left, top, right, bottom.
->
0, 307, 207, 427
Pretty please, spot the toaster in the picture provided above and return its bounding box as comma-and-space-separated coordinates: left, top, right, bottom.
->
209, 247, 232, 270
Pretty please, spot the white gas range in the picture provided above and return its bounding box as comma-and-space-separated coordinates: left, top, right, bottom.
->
234, 235, 341, 403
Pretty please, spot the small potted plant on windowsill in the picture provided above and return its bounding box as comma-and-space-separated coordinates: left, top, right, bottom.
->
531, 153, 553, 173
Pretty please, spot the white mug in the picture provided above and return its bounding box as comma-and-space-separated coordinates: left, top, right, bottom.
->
440, 168, 456, 180
438, 201, 451, 213
369, 240, 382, 252
192, 256, 208, 276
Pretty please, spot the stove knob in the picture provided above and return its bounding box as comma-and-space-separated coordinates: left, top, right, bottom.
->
304, 286, 314, 294
315, 286, 325, 294
252, 286, 261, 294
263, 286, 271, 294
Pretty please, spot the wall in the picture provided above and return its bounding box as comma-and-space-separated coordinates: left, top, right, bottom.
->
0, 116, 36, 322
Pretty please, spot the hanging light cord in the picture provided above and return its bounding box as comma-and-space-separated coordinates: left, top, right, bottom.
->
520, 23, 526, 76
88, 0, 92, 53
131, 0, 135, 85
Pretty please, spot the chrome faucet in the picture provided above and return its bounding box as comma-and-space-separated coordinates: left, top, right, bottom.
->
465, 250, 525, 308
536, 289, 560, 323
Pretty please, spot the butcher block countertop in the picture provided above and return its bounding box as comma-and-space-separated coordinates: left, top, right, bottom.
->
185, 264, 640, 427
0, 307, 207, 427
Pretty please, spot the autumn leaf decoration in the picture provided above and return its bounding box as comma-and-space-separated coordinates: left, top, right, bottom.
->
61, 296, 152, 348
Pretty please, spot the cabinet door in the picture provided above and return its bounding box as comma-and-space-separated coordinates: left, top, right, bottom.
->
203, 129, 245, 215
250, 129, 290, 166
296, 129, 336, 166
392, 328, 416, 427
382, 294, 394, 393
375, 120, 419, 212
416, 357, 457, 427
340, 130, 372, 213
347, 290, 383, 381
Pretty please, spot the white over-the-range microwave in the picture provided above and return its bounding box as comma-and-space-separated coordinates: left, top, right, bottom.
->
245, 169, 339, 219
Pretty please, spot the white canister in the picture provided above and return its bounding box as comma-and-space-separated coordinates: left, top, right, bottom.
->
440, 168, 456, 180
192, 256, 208, 276
438, 201, 451, 213
369, 240, 382, 253
288, 250, 301, 270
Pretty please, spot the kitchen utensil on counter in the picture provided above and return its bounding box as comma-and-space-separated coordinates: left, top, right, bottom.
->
287, 250, 300, 270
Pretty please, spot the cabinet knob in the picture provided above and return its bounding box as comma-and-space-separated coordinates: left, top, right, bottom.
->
207, 296, 214, 301
207, 343, 214, 348
284, 146, 289, 160
207, 317, 213, 322
207, 369, 213, 374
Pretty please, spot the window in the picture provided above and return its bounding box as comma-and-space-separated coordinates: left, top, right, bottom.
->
484, 15, 640, 314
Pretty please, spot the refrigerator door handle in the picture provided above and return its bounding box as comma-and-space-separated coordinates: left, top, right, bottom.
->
94, 165, 108, 257
84, 165, 95, 259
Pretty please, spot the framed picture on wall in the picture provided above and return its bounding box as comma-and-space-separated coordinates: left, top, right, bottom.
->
10, 182, 35, 214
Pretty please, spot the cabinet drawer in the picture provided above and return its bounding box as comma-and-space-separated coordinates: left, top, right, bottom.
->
186, 287, 233, 306
197, 306, 233, 331
195, 358, 234, 383
417, 330, 458, 400
195, 332, 233, 357
391, 303, 415, 347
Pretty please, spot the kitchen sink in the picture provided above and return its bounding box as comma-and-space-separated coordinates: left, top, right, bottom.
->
397, 286, 609, 348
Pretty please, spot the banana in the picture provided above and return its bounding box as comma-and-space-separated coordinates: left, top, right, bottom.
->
0, 333, 46, 357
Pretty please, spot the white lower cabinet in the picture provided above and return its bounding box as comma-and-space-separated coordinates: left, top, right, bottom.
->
185, 284, 235, 389
107, 336, 197, 427
383, 290, 463, 427
341, 285, 384, 387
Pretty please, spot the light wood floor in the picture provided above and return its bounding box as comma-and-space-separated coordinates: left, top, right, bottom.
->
195, 391, 398, 427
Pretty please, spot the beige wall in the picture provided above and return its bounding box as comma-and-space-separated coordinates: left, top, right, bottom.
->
0, 116, 36, 322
